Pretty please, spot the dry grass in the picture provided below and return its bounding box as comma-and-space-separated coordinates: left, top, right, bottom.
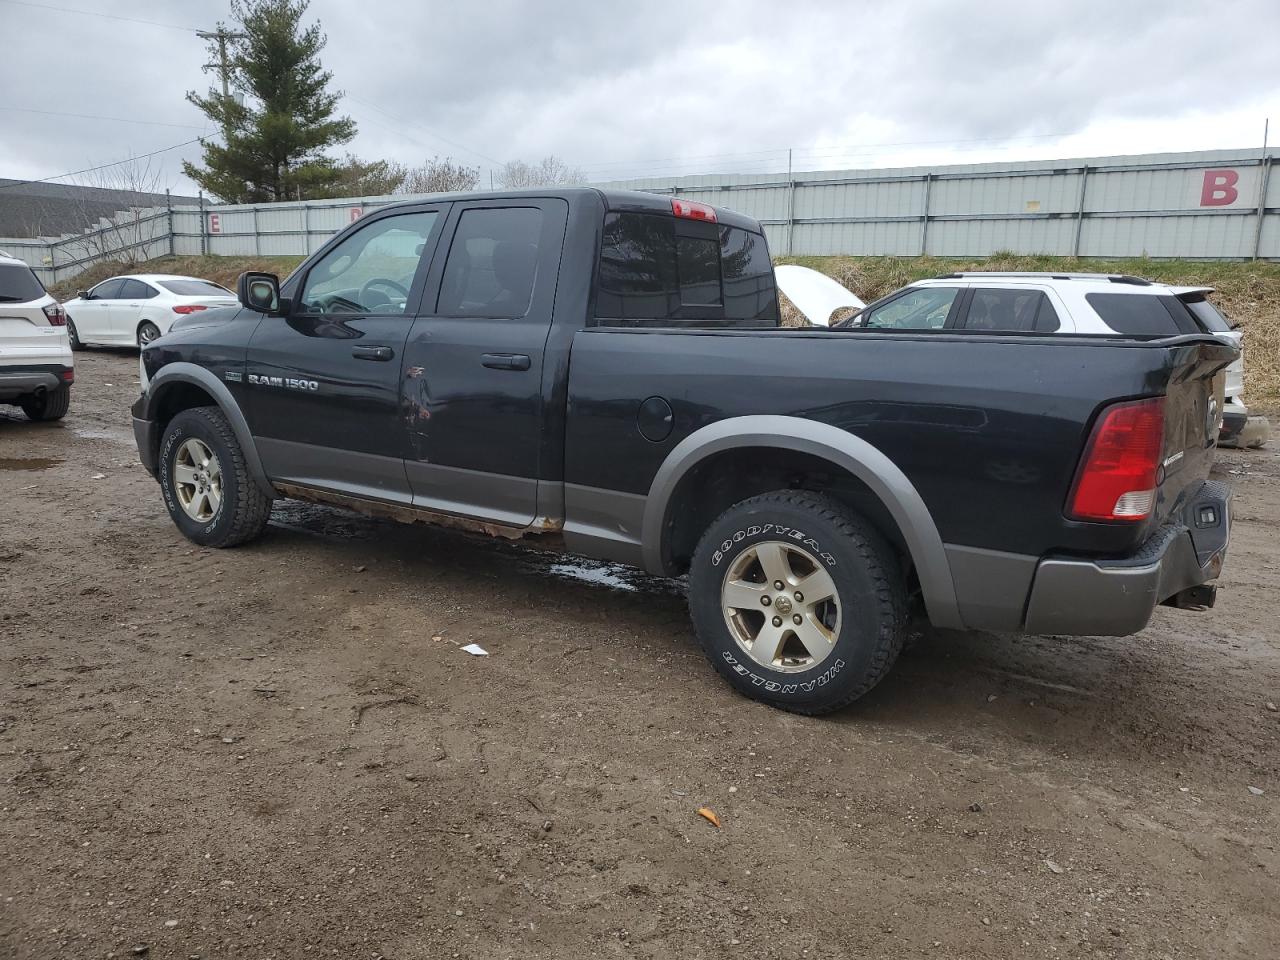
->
777, 254, 1280, 412
50, 252, 1280, 411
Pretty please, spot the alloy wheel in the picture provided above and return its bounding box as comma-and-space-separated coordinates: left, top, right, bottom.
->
720, 540, 842, 672
173, 438, 222, 522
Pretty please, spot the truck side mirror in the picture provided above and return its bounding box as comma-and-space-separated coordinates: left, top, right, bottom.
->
237, 271, 283, 315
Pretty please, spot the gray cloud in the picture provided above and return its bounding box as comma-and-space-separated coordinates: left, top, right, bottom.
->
1, 0, 1277, 196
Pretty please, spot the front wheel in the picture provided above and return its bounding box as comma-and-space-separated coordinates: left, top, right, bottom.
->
158, 406, 272, 547
688, 490, 908, 714
66, 317, 82, 350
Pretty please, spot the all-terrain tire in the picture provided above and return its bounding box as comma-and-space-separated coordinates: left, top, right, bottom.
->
159, 406, 272, 547
688, 490, 908, 714
21, 385, 71, 421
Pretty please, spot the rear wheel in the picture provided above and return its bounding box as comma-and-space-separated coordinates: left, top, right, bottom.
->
21, 385, 71, 421
137, 321, 161, 346
688, 490, 908, 714
159, 406, 272, 547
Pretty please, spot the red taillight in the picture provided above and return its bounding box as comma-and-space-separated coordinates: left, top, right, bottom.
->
172, 304, 209, 314
61, 369, 75, 383
671, 198, 717, 223
43, 303, 67, 326
1068, 397, 1165, 522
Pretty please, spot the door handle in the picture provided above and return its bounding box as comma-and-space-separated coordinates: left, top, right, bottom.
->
352, 345, 394, 361
481, 353, 531, 371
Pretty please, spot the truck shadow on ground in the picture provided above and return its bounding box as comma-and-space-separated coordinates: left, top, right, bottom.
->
262, 500, 1268, 775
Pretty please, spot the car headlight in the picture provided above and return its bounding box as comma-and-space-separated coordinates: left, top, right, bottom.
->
139, 352, 150, 394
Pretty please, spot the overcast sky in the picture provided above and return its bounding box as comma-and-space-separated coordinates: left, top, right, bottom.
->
2, 0, 1278, 194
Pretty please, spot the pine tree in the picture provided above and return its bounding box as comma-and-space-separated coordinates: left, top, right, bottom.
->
183, 0, 356, 202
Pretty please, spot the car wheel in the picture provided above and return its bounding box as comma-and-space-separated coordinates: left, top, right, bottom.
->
20, 384, 71, 422
687, 490, 907, 714
66, 317, 82, 350
137, 321, 162, 347
159, 406, 272, 548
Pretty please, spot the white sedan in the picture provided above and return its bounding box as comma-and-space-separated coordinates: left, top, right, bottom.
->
62, 274, 239, 349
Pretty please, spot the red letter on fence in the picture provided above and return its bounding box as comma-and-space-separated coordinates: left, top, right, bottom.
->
208, 213, 221, 233
349, 207, 363, 222
1200, 170, 1239, 206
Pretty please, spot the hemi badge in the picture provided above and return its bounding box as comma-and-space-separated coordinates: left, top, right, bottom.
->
1163, 450, 1184, 468
225, 371, 243, 382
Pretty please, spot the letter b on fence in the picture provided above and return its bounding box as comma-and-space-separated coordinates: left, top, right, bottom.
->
1200, 169, 1239, 206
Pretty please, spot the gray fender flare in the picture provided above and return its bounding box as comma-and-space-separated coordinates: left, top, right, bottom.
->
144, 362, 275, 499
640, 415, 963, 630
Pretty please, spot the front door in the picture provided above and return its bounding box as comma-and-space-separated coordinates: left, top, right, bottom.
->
401, 198, 568, 526
245, 205, 447, 502
75, 278, 123, 343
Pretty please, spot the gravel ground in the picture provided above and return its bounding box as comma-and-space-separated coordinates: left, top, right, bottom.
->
2, 349, 1279, 959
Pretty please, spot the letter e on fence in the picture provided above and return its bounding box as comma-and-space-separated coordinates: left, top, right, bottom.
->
208, 213, 221, 233
349, 207, 363, 223
1200, 169, 1239, 206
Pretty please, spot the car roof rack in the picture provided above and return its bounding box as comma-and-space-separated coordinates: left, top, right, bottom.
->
933, 271, 1153, 286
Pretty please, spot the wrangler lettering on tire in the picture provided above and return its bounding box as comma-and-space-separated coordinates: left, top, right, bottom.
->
688, 490, 907, 714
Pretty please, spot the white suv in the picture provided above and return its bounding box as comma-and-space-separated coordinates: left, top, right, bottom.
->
843, 272, 1256, 444
0, 252, 73, 421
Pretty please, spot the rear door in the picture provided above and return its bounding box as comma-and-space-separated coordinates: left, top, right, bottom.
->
245, 204, 448, 501
111, 279, 157, 341
401, 198, 569, 526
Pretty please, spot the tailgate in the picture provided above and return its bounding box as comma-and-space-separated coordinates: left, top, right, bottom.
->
1153, 338, 1236, 526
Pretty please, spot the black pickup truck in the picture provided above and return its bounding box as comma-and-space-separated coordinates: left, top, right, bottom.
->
132, 188, 1234, 713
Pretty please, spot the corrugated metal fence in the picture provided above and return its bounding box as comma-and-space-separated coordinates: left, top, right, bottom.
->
2, 148, 1275, 286
602, 148, 1278, 261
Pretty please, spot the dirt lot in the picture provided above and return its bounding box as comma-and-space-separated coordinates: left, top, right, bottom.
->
3, 349, 1279, 960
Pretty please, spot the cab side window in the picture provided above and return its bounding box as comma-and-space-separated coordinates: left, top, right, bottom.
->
121, 279, 158, 300
962, 289, 1060, 332
861, 287, 958, 329
437, 207, 544, 318
90, 278, 125, 300
300, 211, 438, 316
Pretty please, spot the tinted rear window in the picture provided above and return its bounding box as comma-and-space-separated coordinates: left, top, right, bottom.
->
160, 279, 233, 297
1180, 295, 1232, 333
1085, 293, 1196, 336
596, 211, 778, 323
0, 263, 46, 303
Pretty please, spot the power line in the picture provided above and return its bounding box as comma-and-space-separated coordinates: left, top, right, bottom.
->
0, 137, 206, 189
0, 105, 207, 130
0, 0, 198, 31
345, 94, 504, 167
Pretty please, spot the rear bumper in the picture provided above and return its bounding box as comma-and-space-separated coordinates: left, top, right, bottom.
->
0, 364, 74, 401
1023, 480, 1231, 636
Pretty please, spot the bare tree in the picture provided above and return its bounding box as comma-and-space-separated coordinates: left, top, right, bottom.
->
58, 157, 172, 269
497, 155, 586, 189
397, 156, 481, 195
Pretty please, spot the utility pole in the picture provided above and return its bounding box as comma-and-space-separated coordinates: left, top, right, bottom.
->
194, 25, 247, 140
